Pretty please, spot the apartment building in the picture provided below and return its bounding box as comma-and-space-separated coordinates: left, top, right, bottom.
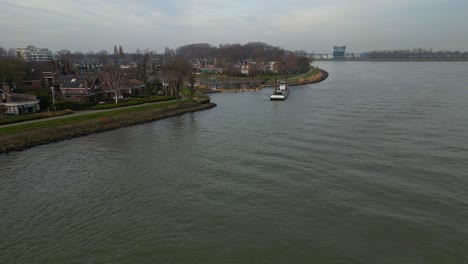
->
17, 45, 54, 62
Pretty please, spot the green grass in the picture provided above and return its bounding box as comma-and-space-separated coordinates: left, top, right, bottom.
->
0, 110, 73, 125
95, 100, 144, 109
288, 67, 321, 82
0, 99, 191, 135
260, 71, 311, 83
95, 96, 176, 110
180, 88, 209, 100
195, 91, 209, 98
143, 96, 176, 103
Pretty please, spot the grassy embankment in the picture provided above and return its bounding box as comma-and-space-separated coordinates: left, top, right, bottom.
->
0, 99, 216, 153
0, 96, 177, 125
95, 96, 176, 109
288, 67, 321, 82
198, 70, 312, 84
261, 67, 324, 85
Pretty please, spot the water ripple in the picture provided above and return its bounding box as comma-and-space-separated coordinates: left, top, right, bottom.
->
1, 62, 468, 263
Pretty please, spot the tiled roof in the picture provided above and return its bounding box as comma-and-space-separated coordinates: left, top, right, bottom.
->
56, 76, 87, 88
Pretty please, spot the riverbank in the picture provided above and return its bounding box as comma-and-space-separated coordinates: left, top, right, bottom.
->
0, 101, 216, 153
211, 68, 329, 92
315, 58, 468, 62
288, 69, 329, 86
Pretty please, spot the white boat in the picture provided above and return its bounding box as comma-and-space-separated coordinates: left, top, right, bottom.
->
270, 78, 289, 100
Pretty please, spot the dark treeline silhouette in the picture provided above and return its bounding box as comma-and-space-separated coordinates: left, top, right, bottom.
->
366, 48, 468, 59
175, 42, 311, 74
1, 42, 312, 79
3, 42, 309, 64
177, 42, 294, 64
0, 47, 16, 59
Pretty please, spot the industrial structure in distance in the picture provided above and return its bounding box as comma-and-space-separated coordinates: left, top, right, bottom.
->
333, 46, 347, 59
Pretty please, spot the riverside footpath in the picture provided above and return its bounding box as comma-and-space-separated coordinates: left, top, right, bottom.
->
0, 99, 182, 128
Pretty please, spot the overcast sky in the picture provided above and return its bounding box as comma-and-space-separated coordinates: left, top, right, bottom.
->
1, 0, 467, 54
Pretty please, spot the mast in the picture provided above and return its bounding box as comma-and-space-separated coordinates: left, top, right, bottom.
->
274, 78, 278, 94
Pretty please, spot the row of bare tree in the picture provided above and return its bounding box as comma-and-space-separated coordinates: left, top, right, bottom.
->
0, 47, 16, 59
99, 56, 198, 103
0, 48, 23, 84
176, 42, 310, 66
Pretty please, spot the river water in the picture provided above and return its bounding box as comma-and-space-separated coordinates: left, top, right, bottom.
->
1, 61, 468, 263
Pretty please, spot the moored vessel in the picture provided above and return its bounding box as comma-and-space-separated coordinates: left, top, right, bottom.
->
270, 78, 289, 100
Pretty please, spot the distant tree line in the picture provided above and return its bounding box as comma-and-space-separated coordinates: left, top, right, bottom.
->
176, 42, 309, 64
1, 41, 314, 95
0, 46, 23, 85
0, 47, 16, 59
176, 42, 288, 64
366, 48, 468, 59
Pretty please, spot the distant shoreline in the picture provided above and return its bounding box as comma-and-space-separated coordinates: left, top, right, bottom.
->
211, 68, 329, 93
288, 69, 329, 86
314, 58, 468, 62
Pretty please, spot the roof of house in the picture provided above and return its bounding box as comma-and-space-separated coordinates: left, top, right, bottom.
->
56, 75, 87, 88
23, 61, 54, 81
42, 72, 55, 78
8, 97, 39, 103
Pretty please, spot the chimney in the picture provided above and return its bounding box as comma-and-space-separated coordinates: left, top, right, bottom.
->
2, 83, 12, 103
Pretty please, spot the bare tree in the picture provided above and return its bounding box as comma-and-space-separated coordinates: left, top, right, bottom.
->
187, 72, 199, 101
72, 51, 85, 61
99, 70, 128, 104
85, 51, 95, 60
119, 45, 124, 58
7, 48, 16, 58
0, 47, 17, 59
164, 47, 175, 61
96, 50, 109, 64
163, 57, 192, 104
56, 49, 72, 61
0, 60, 24, 85
134, 49, 155, 96
0, 47, 6, 58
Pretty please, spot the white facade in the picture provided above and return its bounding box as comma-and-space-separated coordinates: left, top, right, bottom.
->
268, 62, 278, 73
17, 45, 54, 62
1, 101, 41, 115
312, 54, 333, 59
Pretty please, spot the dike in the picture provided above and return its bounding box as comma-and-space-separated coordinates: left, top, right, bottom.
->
288, 69, 329, 86
0, 102, 216, 154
